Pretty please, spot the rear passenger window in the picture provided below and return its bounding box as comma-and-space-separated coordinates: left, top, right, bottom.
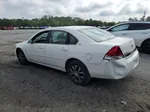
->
69, 35, 78, 44
50, 31, 68, 44
129, 23, 150, 30
111, 24, 129, 32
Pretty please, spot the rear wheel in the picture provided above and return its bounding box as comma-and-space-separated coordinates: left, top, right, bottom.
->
17, 49, 28, 65
67, 60, 91, 86
142, 40, 150, 54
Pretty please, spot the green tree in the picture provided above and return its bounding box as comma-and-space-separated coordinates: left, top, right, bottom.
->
146, 16, 150, 21
128, 18, 134, 21
0, 15, 116, 27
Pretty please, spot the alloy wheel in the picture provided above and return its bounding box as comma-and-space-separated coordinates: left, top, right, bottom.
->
69, 65, 84, 83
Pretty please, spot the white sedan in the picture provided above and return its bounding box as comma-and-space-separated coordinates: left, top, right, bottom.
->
16, 26, 139, 85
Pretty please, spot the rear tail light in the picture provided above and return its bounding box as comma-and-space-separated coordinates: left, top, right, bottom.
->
104, 46, 124, 60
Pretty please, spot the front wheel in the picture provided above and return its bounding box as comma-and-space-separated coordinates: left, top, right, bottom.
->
67, 60, 91, 86
142, 40, 150, 54
17, 50, 28, 65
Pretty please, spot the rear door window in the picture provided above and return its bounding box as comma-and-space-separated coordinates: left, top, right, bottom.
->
111, 24, 130, 32
49, 31, 68, 44
129, 23, 150, 30
69, 34, 78, 45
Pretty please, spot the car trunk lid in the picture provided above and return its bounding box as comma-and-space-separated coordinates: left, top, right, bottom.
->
100, 37, 136, 55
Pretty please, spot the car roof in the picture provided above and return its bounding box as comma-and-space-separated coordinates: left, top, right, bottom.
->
119, 21, 150, 24
44, 26, 94, 31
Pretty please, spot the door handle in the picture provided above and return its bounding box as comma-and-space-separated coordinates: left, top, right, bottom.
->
61, 47, 67, 51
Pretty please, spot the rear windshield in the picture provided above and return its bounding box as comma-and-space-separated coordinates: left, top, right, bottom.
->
78, 28, 116, 42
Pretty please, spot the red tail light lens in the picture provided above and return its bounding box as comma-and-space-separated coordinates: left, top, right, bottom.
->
104, 46, 124, 60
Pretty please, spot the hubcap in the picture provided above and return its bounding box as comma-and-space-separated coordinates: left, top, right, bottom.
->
69, 65, 84, 82
18, 52, 25, 61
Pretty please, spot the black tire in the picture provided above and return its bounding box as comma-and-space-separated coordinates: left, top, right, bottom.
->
17, 49, 28, 65
142, 40, 150, 54
67, 60, 91, 86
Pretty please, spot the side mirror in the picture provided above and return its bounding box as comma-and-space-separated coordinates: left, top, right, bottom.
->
28, 40, 34, 44
107, 29, 112, 32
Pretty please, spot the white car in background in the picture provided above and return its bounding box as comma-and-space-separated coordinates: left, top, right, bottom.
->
107, 22, 150, 54
16, 26, 139, 85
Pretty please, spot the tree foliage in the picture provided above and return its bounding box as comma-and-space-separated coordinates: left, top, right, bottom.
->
0, 15, 116, 27
146, 16, 150, 21
128, 16, 150, 22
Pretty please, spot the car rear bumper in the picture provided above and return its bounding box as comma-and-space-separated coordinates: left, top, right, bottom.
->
86, 49, 139, 79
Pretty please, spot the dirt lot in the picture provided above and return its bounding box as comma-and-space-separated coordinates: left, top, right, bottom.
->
0, 30, 150, 112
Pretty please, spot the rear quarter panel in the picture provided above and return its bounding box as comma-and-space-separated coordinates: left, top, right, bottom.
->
66, 43, 114, 66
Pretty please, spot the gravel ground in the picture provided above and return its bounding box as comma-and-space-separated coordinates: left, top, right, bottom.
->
0, 30, 150, 112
